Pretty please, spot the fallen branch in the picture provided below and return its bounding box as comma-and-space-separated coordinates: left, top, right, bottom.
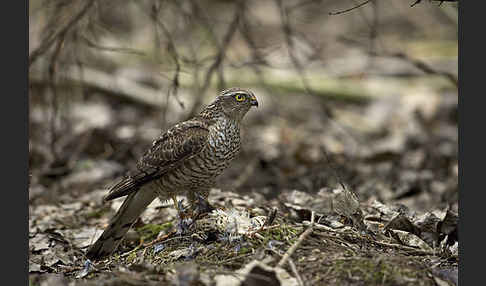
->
30, 65, 168, 108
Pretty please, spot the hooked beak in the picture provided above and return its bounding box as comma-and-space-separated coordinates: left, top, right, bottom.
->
250, 95, 258, 107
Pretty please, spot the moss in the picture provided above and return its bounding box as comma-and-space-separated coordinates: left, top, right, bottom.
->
135, 222, 173, 241
126, 251, 138, 263
84, 206, 111, 219
328, 257, 431, 285
238, 247, 251, 255
261, 224, 300, 243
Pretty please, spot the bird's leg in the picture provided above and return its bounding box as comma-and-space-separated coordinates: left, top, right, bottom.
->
170, 194, 189, 221
167, 193, 194, 235
155, 181, 182, 216
171, 194, 180, 213
189, 190, 215, 219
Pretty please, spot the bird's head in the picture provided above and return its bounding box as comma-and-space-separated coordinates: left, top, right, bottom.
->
202, 88, 258, 121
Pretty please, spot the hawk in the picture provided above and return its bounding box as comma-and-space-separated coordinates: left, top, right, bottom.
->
86, 88, 258, 260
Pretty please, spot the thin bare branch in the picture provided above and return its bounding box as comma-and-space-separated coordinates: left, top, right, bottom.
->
274, 0, 314, 96
149, 0, 184, 126
375, 52, 458, 88
329, 0, 372, 16
277, 211, 315, 268
46, 32, 66, 162
186, 0, 244, 119
29, 0, 96, 68
80, 35, 147, 56
288, 259, 305, 286
411, 0, 458, 7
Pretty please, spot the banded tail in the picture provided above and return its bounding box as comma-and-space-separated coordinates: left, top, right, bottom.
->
86, 185, 157, 260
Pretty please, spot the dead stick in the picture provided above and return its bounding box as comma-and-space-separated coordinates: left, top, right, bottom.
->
277, 211, 315, 268
288, 258, 304, 286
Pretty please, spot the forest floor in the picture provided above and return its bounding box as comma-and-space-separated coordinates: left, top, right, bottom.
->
29, 68, 458, 285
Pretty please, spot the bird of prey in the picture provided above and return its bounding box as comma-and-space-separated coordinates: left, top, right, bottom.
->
86, 88, 258, 260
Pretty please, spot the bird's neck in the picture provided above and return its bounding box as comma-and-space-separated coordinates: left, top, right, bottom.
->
199, 103, 221, 120
199, 103, 241, 124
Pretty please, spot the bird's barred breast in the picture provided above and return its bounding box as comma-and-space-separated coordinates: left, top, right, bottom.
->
158, 117, 240, 190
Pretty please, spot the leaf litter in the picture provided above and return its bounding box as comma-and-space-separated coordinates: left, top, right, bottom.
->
29, 66, 457, 285
29, 185, 458, 285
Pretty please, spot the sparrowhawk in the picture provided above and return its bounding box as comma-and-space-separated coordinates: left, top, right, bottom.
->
86, 88, 258, 260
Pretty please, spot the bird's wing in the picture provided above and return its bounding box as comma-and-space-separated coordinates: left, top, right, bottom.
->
104, 120, 209, 201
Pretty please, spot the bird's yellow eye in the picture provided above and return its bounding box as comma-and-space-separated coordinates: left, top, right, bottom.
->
235, 93, 246, 102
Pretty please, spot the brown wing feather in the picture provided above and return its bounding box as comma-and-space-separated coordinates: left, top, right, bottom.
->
103, 120, 209, 201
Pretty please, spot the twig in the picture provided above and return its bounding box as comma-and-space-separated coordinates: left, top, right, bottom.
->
370, 240, 436, 256
131, 0, 184, 114
248, 224, 281, 238
80, 35, 147, 56
238, 13, 278, 95
320, 146, 347, 191
188, 0, 228, 93
411, 0, 458, 7
29, 0, 96, 68
312, 231, 359, 254
46, 30, 67, 163
264, 208, 278, 227
300, 221, 345, 233
147, 0, 184, 127
369, 0, 379, 59
374, 52, 458, 88
310, 223, 436, 256
120, 232, 191, 258
186, 0, 243, 119
329, 0, 372, 16
217, 253, 254, 265
277, 211, 315, 268
120, 243, 144, 258
337, 35, 458, 88
275, 0, 343, 133
288, 258, 305, 286
239, 13, 268, 67
143, 230, 177, 248
274, 0, 314, 97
